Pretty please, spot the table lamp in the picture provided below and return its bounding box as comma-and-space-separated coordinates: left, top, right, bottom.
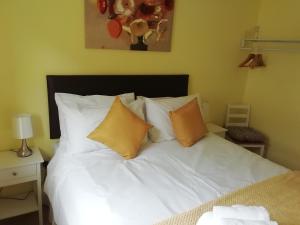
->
14, 114, 33, 157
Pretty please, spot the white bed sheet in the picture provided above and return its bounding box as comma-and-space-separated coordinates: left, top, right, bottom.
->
44, 134, 288, 225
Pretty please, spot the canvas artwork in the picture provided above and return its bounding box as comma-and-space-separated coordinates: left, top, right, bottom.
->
85, 0, 175, 51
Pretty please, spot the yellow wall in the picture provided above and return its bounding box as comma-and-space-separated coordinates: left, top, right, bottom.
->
0, 3, 16, 150
244, 0, 300, 169
0, 0, 260, 159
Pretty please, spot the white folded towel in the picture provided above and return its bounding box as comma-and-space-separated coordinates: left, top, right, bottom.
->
196, 212, 217, 225
213, 205, 270, 221
197, 213, 278, 225
219, 218, 278, 225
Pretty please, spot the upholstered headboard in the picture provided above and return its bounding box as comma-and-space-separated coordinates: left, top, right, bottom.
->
47, 75, 189, 139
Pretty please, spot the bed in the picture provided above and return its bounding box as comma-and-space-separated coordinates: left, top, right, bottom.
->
44, 75, 288, 225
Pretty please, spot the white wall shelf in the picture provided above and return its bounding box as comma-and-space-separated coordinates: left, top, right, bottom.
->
243, 39, 300, 43
241, 38, 300, 52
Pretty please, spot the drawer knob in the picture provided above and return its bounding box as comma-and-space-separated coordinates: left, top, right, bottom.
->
12, 172, 17, 176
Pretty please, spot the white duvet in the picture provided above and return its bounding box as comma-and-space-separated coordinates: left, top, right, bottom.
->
44, 134, 288, 225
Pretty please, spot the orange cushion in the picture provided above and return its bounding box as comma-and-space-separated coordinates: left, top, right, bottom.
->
169, 98, 207, 147
88, 96, 151, 159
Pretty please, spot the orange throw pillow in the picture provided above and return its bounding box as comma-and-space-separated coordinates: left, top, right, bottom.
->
169, 98, 207, 147
88, 96, 151, 159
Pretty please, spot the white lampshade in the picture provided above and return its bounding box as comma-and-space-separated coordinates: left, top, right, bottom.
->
14, 114, 33, 139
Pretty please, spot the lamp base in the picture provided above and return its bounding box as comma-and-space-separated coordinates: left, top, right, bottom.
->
17, 139, 33, 157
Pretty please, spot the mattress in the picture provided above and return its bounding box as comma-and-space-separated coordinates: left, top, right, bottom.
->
44, 133, 288, 225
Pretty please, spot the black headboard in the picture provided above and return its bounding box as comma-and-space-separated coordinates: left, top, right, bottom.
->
47, 75, 189, 139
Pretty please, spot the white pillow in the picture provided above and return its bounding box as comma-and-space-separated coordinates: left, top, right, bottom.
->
55, 94, 146, 154
55, 92, 135, 141
144, 95, 203, 143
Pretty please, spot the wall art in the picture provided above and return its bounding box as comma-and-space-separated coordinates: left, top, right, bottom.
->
85, 0, 175, 51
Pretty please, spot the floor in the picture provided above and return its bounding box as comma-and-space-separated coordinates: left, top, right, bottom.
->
0, 206, 51, 225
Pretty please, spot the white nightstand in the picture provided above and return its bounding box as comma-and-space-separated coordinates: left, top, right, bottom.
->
206, 123, 228, 138
0, 147, 44, 225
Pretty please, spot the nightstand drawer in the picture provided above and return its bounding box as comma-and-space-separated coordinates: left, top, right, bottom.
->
0, 165, 36, 183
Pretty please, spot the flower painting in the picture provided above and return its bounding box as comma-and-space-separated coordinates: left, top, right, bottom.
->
84, 0, 175, 51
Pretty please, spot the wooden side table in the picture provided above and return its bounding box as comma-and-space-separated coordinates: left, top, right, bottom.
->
206, 123, 228, 138
0, 147, 44, 225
